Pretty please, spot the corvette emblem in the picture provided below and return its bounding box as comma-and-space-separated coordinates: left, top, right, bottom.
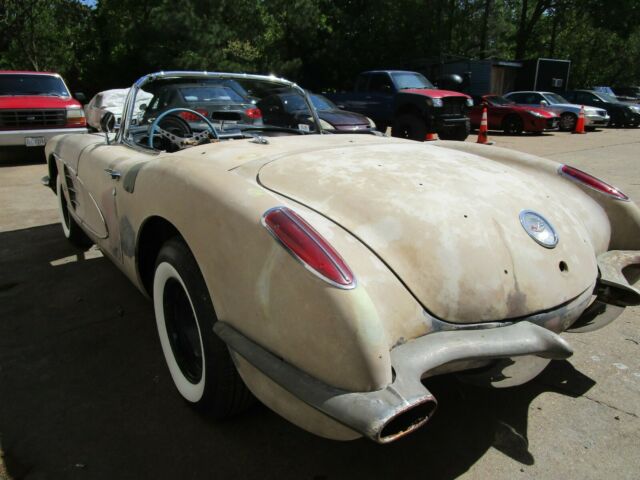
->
519, 210, 558, 248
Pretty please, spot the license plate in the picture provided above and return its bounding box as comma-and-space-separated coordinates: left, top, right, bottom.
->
25, 136, 46, 147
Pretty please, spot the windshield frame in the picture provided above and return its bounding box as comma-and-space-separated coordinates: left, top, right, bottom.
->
117, 71, 324, 146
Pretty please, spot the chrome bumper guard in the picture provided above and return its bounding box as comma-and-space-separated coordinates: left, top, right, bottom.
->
214, 320, 572, 444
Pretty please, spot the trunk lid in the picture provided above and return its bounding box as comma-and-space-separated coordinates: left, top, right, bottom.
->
257, 141, 598, 323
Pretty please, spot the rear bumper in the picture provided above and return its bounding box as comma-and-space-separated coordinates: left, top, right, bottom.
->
215, 250, 639, 444
0, 127, 87, 146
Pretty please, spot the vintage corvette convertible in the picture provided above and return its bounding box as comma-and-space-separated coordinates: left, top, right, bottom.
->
44, 71, 640, 444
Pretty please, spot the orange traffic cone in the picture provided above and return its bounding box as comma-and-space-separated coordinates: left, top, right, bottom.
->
477, 106, 490, 144
425, 132, 438, 141
573, 105, 586, 134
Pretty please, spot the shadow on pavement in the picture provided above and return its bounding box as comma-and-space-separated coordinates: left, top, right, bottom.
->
0, 223, 595, 480
0, 147, 46, 167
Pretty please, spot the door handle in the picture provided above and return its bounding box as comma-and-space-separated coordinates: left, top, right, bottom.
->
104, 168, 121, 180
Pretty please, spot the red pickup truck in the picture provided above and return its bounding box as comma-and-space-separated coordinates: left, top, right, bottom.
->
0, 70, 87, 149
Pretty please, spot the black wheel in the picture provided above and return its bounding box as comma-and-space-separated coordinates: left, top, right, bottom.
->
56, 174, 92, 248
438, 123, 470, 141
391, 114, 427, 141
153, 237, 253, 417
502, 115, 524, 134
559, 113, 577, 132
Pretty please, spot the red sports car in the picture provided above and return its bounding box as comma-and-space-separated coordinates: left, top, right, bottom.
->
470, 94, 559, 134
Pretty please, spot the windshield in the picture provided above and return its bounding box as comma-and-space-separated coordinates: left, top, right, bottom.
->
0, 74, 70, 96
123, 74, 321, 152
597, 92, 619, 103
543, 93, 569, 104
487, 96, 514, 106
391, 72, 435, 90
310, 94, 336, 111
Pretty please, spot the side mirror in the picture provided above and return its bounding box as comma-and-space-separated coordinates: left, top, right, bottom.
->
540, 100, 549, 106
74, 92, 86, 103
100, 111, 115, 144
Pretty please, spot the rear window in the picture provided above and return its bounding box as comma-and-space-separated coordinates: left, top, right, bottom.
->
179, 86, 244, 103
0, 74, 69, 96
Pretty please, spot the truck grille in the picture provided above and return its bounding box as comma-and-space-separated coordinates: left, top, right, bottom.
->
0, 109, 66, 129
441, 98, 467, 115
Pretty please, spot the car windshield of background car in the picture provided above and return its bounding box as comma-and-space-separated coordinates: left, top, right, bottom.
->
489, 96, 515, 106
0, 74, 69, 96
310, 94, 336, 111
392, 73, 435, 90
544, 93, 570, 104
597, 92, 620, 103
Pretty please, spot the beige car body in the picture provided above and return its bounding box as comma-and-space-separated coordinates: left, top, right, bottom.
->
44, 73, 640, 444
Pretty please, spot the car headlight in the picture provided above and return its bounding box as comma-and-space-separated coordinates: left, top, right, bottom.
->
66, 106, 86, 126
466, 98, 474, 107
319, 118, 334, 130
628, 105, 640, 114
366, 117, 376, 129
527, 110, 545, 118
430, 98, 443, 108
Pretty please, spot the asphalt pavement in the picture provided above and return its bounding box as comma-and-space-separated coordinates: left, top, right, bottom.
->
0, 128, 639, 479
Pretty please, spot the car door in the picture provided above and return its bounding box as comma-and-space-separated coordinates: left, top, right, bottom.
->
365, 73, 395, 123
75, 140, 149, 263
341, 74, 371, 114
575, 91, 599, 108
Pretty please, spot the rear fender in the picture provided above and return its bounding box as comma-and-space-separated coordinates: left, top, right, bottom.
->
434, 141, 640, 251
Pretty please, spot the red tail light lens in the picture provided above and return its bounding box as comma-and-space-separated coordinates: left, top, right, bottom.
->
179, 109, 209, 122
262, 207, 355, 288
246, 107, 262, 119
559, 165, 628, 200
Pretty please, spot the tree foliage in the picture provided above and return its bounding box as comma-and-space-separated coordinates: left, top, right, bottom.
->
0, 0, 639, 94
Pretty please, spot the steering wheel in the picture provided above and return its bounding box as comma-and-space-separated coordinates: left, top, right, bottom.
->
148, 108, 219, 149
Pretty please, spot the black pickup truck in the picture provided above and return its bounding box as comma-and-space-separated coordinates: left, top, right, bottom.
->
326, 70, 473, 141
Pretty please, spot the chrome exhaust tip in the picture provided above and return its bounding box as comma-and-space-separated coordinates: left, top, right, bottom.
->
375, 397, 438, 443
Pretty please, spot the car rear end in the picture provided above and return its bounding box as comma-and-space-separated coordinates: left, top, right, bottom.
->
0, 71, 87, 149
176, 84, 262, 129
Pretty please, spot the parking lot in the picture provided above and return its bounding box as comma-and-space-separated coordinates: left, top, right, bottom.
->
1, 128, 639, 479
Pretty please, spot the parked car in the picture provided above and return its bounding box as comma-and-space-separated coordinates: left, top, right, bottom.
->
504, 91, 609, 131
326, 70, 472, 141
611, 86, 640, 103
259, 92, 376, 133
470, 94, 559, 134
141, 79, 263, 130
563, 90, 640, 128
0, 70, 87, 149
84, 88, 152, 131
44, 71, 640, 444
